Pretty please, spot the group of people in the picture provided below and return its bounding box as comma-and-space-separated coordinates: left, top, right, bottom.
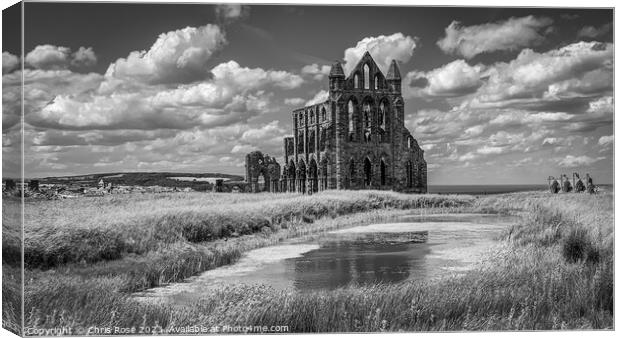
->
548, 173, 595, 194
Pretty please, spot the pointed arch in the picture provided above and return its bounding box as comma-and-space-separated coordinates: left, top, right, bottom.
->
354, 73, 360, 89
297, 159, 307, 194
364, 157, 372, 187
308, 130, 315, 153
363, 64, 370, 89
378, 97, 390, 143
298, 130, 305, 153
288, 160, 297, 192
406, 160, 413, 188
309, 158, 318, 193
320, 157, 329, 190
347, 98, 357, 141
362, 97, 374, 143
348, 158, 356, 188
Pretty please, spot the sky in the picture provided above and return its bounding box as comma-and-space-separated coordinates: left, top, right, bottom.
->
1, 2, 614, 184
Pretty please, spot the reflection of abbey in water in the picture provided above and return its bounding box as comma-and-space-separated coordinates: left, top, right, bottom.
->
246, 51, 427, 193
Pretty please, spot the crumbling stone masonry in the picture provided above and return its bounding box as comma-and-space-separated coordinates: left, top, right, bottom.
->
246, 51, 427, 193
245, 152, 281, 193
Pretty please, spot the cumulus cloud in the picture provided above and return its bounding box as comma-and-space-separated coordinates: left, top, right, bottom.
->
305, 90, 329, 106
2, 52, 19, 73
406, 59, 484, 97
463, 41, 612, 109
23, 45, 99, 70
104, 24, 227, 84
586, 96, 613, 116
3, 69, 104, 131
343, 33, 418, 75
25, 44, 72, 69
231, 144, 258, 154
477, 145, 505, 155
598, 135, 613, 147
71, 47, 98, 68
437, 16, 553, 59
559, 155, 604, 167
284, 97, 305, 106
577, 23, 612, 38
209, 60, 303, 90
215, 4, 250, 23
240, 120, 286, 144
148, 60, 302, 111
301, 63, 331, 80
30, 60, 300, 131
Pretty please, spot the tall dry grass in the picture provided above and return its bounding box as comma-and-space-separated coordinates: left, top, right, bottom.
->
2, 197, 22, 335
21, 191, 472, 269
20, 190, 614, 332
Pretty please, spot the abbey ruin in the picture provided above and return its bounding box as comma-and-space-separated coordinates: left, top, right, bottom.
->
246, 51, 427, 194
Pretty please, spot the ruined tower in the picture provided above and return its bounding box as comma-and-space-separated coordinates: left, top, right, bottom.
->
247, 51, 427, 193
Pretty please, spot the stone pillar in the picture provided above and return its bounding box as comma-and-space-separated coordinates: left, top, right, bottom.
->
421, 161, 428, 193
334, 102, 346, 190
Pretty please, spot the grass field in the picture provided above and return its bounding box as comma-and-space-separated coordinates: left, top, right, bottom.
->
3, 189, 614, 333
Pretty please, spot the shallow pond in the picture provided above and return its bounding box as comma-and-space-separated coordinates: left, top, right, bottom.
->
136, 213, 517, 305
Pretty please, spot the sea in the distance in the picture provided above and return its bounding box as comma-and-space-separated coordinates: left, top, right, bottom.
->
428, 184, 613, 195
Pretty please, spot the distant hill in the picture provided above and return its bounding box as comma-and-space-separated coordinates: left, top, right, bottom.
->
33, 172, 245, 191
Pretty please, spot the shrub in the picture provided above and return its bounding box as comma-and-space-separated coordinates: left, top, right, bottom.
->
562, 227, 595, 263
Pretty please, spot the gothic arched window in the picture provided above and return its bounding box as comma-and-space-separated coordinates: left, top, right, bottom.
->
354, 74, 360, 89
308, 130, 315, 153
320, 128, 326, 151
349, 159, 355, 187
363, 102, 371, 128
348, 100, 355, 141
379, 102, 386, 130
375, 75, 380, 90
363, 64, 370, 89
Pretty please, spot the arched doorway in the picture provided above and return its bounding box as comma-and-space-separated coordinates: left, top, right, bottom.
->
380, 159, 386, 186
309, 158, 318, 193
288, 160, 296, 192
257, 172, 266, 191
297, 159, 306, 194
364, 157, 372, 187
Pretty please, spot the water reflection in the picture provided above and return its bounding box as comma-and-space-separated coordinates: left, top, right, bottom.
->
136, 213, 518, 305
291, 241, 432, 290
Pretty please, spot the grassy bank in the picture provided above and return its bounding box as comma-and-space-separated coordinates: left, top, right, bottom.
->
21, 191, 471, 269
16, 190, 614, 332
2, 196, 22, 335
19, 190, 472, 332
